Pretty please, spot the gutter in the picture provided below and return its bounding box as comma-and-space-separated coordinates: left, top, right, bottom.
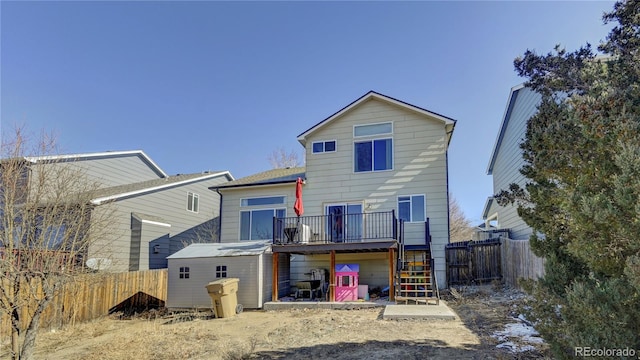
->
216, 188, 223, 243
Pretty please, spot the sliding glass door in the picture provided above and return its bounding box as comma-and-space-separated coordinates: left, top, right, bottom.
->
325, 203, 363, 242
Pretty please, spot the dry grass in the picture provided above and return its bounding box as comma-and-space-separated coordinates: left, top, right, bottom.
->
0, 286, 554, 360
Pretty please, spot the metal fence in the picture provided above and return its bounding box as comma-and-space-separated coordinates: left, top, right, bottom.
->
446, 239, 502, 285
273, 211, 398, 244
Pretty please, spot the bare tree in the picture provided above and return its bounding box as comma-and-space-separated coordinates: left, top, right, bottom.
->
267, 147, 304, 169
0, 127, 112, 360
449, 194, 473, 242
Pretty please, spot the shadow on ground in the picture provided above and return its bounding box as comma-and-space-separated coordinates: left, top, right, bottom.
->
247, 339, 498, 360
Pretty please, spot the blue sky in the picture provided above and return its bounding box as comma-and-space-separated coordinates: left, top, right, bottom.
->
1, 1, 614, 224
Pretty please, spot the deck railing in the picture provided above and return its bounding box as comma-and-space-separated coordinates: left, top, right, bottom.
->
273, 210, 398, 244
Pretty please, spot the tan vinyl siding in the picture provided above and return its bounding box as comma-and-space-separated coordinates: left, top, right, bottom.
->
492, 87, 540, 240
291, 253, 389, 290
303, 98, 449, 286
219, 185, 296, 243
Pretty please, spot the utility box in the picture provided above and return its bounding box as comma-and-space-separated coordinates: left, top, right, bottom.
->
205, 278, 241, 318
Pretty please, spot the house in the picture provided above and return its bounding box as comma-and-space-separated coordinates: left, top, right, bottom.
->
11, 150, 233, 272
208, 91, 455, 305
166, 240, 288, 309
482, 84, 541, 240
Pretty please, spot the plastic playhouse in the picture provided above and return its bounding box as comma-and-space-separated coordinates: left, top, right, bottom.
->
335, 264, 359, 302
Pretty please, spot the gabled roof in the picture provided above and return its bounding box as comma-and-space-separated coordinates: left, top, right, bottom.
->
91, 171, 233, 205
25, 150, 168, 178
487, 84, 525, 175
167, 240, 271, 259
482, 196, 495, 220
297, 91, 457, 146
212, 167, 305, 190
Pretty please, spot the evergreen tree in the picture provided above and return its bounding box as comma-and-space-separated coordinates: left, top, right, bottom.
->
496, 1, 640, 357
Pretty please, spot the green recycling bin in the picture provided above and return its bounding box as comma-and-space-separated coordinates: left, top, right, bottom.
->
205, 278, 241, 318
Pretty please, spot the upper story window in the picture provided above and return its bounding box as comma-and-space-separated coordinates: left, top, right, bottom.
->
355, 138, 393, 172
354, 122, 393, 172
398, 195, 426, 223
354, 122, 392, 137
241, 196, 286, 207
312, 140, 337, 154
187, 192, 199, 213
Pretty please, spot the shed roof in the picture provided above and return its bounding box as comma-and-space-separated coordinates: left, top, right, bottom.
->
167, 240, 272, 259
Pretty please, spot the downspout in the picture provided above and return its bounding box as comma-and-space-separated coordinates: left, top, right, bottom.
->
215, 188, 223, 243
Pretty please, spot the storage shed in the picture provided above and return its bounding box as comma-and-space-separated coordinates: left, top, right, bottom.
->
166, 241, 289, 309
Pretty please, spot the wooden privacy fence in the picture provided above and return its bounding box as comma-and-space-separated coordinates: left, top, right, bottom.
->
1, 269, 167, 337
446, 239, 502, 285
501, 237, 545, 288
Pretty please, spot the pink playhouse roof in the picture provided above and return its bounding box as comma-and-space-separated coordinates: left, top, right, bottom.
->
335, 264, 359, 272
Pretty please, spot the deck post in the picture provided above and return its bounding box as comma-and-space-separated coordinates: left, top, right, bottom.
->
389, 248, 395, 301
329, 250, 336, 302
272, 252, 279, 302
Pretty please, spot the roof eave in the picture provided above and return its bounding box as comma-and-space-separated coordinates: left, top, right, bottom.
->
26, 150, 169, 178
212, 179, 299, 191
486, 84, 525, 175
297, 91, 457, 146
91, 170, 233, 205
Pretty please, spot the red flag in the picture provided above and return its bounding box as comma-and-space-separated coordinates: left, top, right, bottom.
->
294, 177, 304, 216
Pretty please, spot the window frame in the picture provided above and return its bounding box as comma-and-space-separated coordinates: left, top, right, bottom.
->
397, 194, 426, 223
179, 266, 190, 279
240, 195, 286, 207
312, 140, 337, 154
187, 192, 199, 213
353, 122, 393, 138
239, 207, 286, 241
216, 265, 227, 278
354, 137, 393, 172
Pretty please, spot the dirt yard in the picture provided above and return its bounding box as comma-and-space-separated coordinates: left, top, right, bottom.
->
1, 285, 551, 360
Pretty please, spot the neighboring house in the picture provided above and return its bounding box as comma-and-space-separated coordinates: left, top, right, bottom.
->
17, 150, 233, 271
206, 91, 455, 305
483, 84, 541, 240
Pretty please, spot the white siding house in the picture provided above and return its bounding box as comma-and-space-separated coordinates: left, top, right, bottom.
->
483, 84, 541, 240
213, 91, 456, 298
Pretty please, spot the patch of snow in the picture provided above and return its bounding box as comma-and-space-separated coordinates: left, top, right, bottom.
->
497, 342, 536, 353
492, 317, 545, 353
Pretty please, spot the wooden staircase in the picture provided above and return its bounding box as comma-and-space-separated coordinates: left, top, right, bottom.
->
395, 251, 439, 305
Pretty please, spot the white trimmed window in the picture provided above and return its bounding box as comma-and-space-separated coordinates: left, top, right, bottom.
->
240, 196, 285, 207
179, 266, 190, 279
354, 122, 392, 137
398, 195, 426, 223
187, 192, 199, 213
312, 140, 337, 154
354, 122, 393, 172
